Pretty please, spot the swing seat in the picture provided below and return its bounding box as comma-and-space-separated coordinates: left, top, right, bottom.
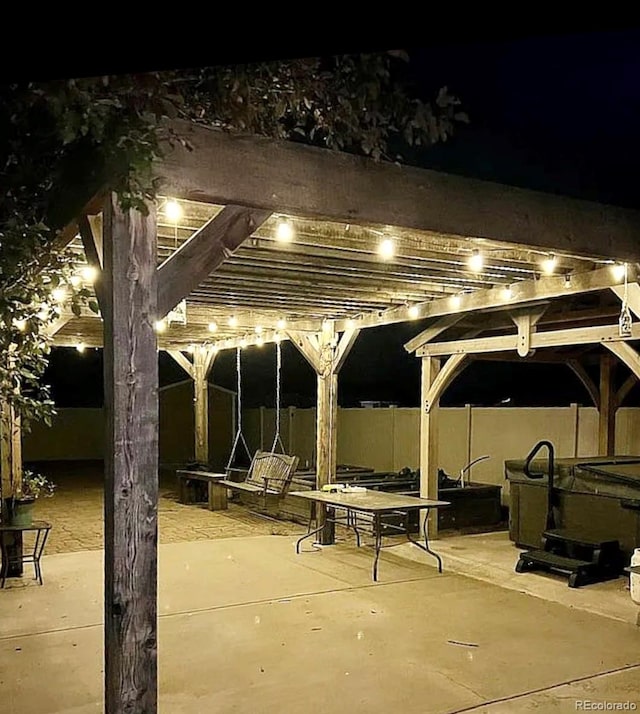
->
209, 451, 300, 511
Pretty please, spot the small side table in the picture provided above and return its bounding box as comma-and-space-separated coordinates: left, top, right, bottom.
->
0, 521, 52, 588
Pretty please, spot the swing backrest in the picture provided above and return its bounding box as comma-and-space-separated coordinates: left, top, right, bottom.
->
245, 450, 300, 495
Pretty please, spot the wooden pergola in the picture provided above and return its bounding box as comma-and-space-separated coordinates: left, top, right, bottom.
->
15, 120, 640, 711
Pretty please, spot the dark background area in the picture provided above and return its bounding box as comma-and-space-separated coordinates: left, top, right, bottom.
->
40, 29, 640, 408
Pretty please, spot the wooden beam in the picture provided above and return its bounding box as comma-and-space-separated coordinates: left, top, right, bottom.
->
166, 350, 194, 379
78, 216, 105, 309
334, 328, 360, 373
404, 314, 464, 353
598, 353, 616, 456
285, 331, 322, 373
43, 312, 74, 338
418, 322, 640, 357
102, 193, 158, 713
159, 120, 640, 261
616, 374, 638, 408
394, 265, 631, 346
157, 205, 271, 318
603, 341, 640, 381
611, 283, 640, 320
509, 305, 548, 357
424, 354, 468, 413
567, 359, 600, 408
420, 357, 440, 540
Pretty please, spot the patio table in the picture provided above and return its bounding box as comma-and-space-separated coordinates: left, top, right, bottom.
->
289, 490, 449, 581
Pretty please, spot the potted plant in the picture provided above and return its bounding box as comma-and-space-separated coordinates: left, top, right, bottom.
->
10, 470, 55, 527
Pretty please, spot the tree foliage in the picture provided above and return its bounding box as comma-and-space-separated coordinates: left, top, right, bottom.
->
0, 50, 468, 428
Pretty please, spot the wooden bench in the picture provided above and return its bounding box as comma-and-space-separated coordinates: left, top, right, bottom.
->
176, 470, 228, 510
210, 451, 300, 512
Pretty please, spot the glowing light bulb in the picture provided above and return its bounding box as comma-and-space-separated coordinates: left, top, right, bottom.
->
468, 250, 483, 272
81, 265, 98, 283
154, 320, 167, 333
274, 332, 282, 343
275, 218, 294, 242
254, 325, 263, 334
612, 263, 627, 281
208, 322, 218, 333
502, 286, 513, 300
228, 315, 239, 328
240, 337, 247, 348
346, 318, 356, 328
276, 318, 287, 330
186, 344, 195, 354
256, 335, 264, 347
378, 238, 395, 260
76, 342, 86, 354
165, 200, 182, 222
450, 294, 462, 309
541, 253, 557, 275
52, 287, 68, 303
37, 303, 49, 320
408, 304, 419, 319
70, 274, 82, 288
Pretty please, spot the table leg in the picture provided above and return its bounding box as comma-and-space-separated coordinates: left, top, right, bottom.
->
296, 503, 324, 553
208, 482, 227, 510
372, 513, 382, 582
406, 507, 443, 573
33, 528, 50, 585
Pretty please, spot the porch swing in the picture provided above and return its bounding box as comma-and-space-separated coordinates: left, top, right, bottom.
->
208, 340, 299, 512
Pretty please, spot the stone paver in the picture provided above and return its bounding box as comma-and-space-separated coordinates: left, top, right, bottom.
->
25, 461, 304, 554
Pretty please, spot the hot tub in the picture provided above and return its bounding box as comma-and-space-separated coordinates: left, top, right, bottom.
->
506, 456, 640, 561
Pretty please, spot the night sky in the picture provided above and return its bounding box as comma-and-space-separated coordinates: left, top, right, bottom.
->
41, 30, 640, 409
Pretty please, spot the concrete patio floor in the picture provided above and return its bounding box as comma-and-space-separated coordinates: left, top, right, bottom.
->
1, 535, 639, 713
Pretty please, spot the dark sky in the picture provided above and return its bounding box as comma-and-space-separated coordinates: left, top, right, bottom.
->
42, 31, 640, 409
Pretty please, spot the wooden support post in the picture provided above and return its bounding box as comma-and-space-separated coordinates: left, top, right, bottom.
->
193, 348, 216, 466
288, 325, 359, 544
598, 353, 616, 456
103, 193, 158, 714
420, 357, 441, 540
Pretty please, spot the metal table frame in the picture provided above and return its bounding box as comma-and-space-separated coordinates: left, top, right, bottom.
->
290, 490, 450, 581
0, 520, 52, 588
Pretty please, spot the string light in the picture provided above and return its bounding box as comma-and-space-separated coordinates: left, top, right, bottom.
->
346, 318, 356, 328
228, 315, 239, 328
502, 285, 513, 300
276, 317, 287, 330
70, 274, 82, 288
378, 238, 395, 260
76, 342, 86, 354
612, 263, 627, 281
81, 266, 98, 283
541, 253, 557, 275
154, 320, 167, 333
239, 337, 248, 348
408, 304, 419, 319
186, 344, 195, 354
255, 325, 263, 334
256, 335, 264, 347
275, 218, 295, 242
449, 294, 462, 310
164, 199, 182, 222
468, 249, 484, 272
208, 321, 218, 333
52, 287, 67, 303
36, 304, 49, 320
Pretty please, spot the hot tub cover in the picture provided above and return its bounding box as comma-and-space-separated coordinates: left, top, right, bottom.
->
505, 456, 640, 502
